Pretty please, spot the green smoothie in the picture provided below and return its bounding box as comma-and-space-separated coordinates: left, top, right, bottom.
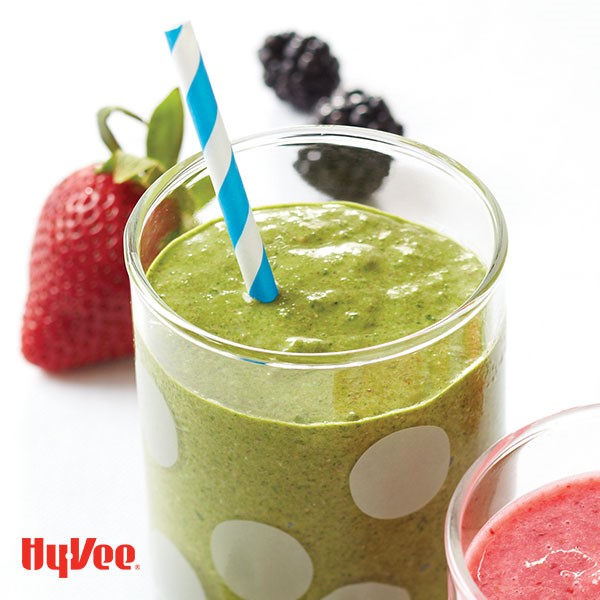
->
137, 201, 503, 600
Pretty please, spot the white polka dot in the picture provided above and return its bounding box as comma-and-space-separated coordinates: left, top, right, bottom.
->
349, 426, 450, 519
135, 362, 179, 467
149, 529, 206, 600
322, 582, 411, 600
211, 520, 313, 600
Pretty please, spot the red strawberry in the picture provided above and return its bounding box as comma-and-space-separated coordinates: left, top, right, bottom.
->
22, 167, 146, 371
22, 90, 186, 372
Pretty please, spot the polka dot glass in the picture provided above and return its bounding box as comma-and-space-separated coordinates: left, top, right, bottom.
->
124, 126, 507, 600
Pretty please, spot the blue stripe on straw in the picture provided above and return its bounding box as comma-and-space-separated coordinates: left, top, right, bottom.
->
164, 26, 182, 50
186, 58, 219, 144
165, 21, 278, 304
249, 250, 278, 300
219, 161, 250, 243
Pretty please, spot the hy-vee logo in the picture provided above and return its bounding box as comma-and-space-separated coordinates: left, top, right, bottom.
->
22, 537, 137, 578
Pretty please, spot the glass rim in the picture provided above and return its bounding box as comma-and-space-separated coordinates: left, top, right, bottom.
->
124, 124, 508, 367
444, 402, 600, 599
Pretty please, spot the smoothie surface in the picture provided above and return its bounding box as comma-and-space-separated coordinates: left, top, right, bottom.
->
147, 202, 485, 352
466, 475, 600, 598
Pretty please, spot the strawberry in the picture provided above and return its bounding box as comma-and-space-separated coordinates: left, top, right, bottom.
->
22, 89, 187, 372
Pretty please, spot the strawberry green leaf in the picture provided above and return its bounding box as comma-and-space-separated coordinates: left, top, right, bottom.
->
146, 88, 184, 170
173, 175, 216, 231
100, 150, 162, 184
188, 175, 215, 208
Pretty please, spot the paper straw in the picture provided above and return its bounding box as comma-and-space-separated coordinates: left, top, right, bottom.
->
165, 21, 278, 303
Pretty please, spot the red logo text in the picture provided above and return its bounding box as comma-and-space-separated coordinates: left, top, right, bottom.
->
22, 538, 136, 578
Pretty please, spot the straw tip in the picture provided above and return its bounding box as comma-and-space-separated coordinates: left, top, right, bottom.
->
164, 20, 193, 50
164, 24, 183, 49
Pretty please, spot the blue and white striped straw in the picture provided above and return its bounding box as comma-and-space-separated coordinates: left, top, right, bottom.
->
165, 21, 278, 303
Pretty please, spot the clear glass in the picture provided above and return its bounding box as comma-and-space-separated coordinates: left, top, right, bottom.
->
124, 125, 507, 600
445, 403, 600, 599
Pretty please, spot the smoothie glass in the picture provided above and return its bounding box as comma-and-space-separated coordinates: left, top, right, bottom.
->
124, 125, 507, 600
445, 403, 600, 599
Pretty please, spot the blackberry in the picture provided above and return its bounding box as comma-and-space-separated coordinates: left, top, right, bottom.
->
294, 144, 391, 203
316, 89, 404, 135
259, 32, 341, 112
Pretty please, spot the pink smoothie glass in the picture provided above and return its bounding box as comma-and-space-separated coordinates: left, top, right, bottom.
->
445, 403, 600, 599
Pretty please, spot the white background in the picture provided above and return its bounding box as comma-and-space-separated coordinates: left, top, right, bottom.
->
3, 1, 600, 598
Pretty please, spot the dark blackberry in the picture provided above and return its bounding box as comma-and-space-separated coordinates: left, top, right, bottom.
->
294, 144, 391, 203
316, 89, 404, 135
259, 32, 341, 112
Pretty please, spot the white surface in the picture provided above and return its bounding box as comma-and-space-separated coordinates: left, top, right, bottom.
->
3, 1, 600, 597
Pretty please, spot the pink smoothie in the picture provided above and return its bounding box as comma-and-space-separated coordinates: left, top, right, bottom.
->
465, 474, 600, 598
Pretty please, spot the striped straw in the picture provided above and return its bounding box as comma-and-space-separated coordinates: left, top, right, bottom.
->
165, 21, 278, 303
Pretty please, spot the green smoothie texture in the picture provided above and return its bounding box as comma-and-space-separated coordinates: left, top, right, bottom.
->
138, 201, 504, 600
147, 202, 485, 353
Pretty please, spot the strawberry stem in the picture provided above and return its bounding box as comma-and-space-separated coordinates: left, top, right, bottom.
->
95, 90, 213, 224
97, 106, 147, 154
